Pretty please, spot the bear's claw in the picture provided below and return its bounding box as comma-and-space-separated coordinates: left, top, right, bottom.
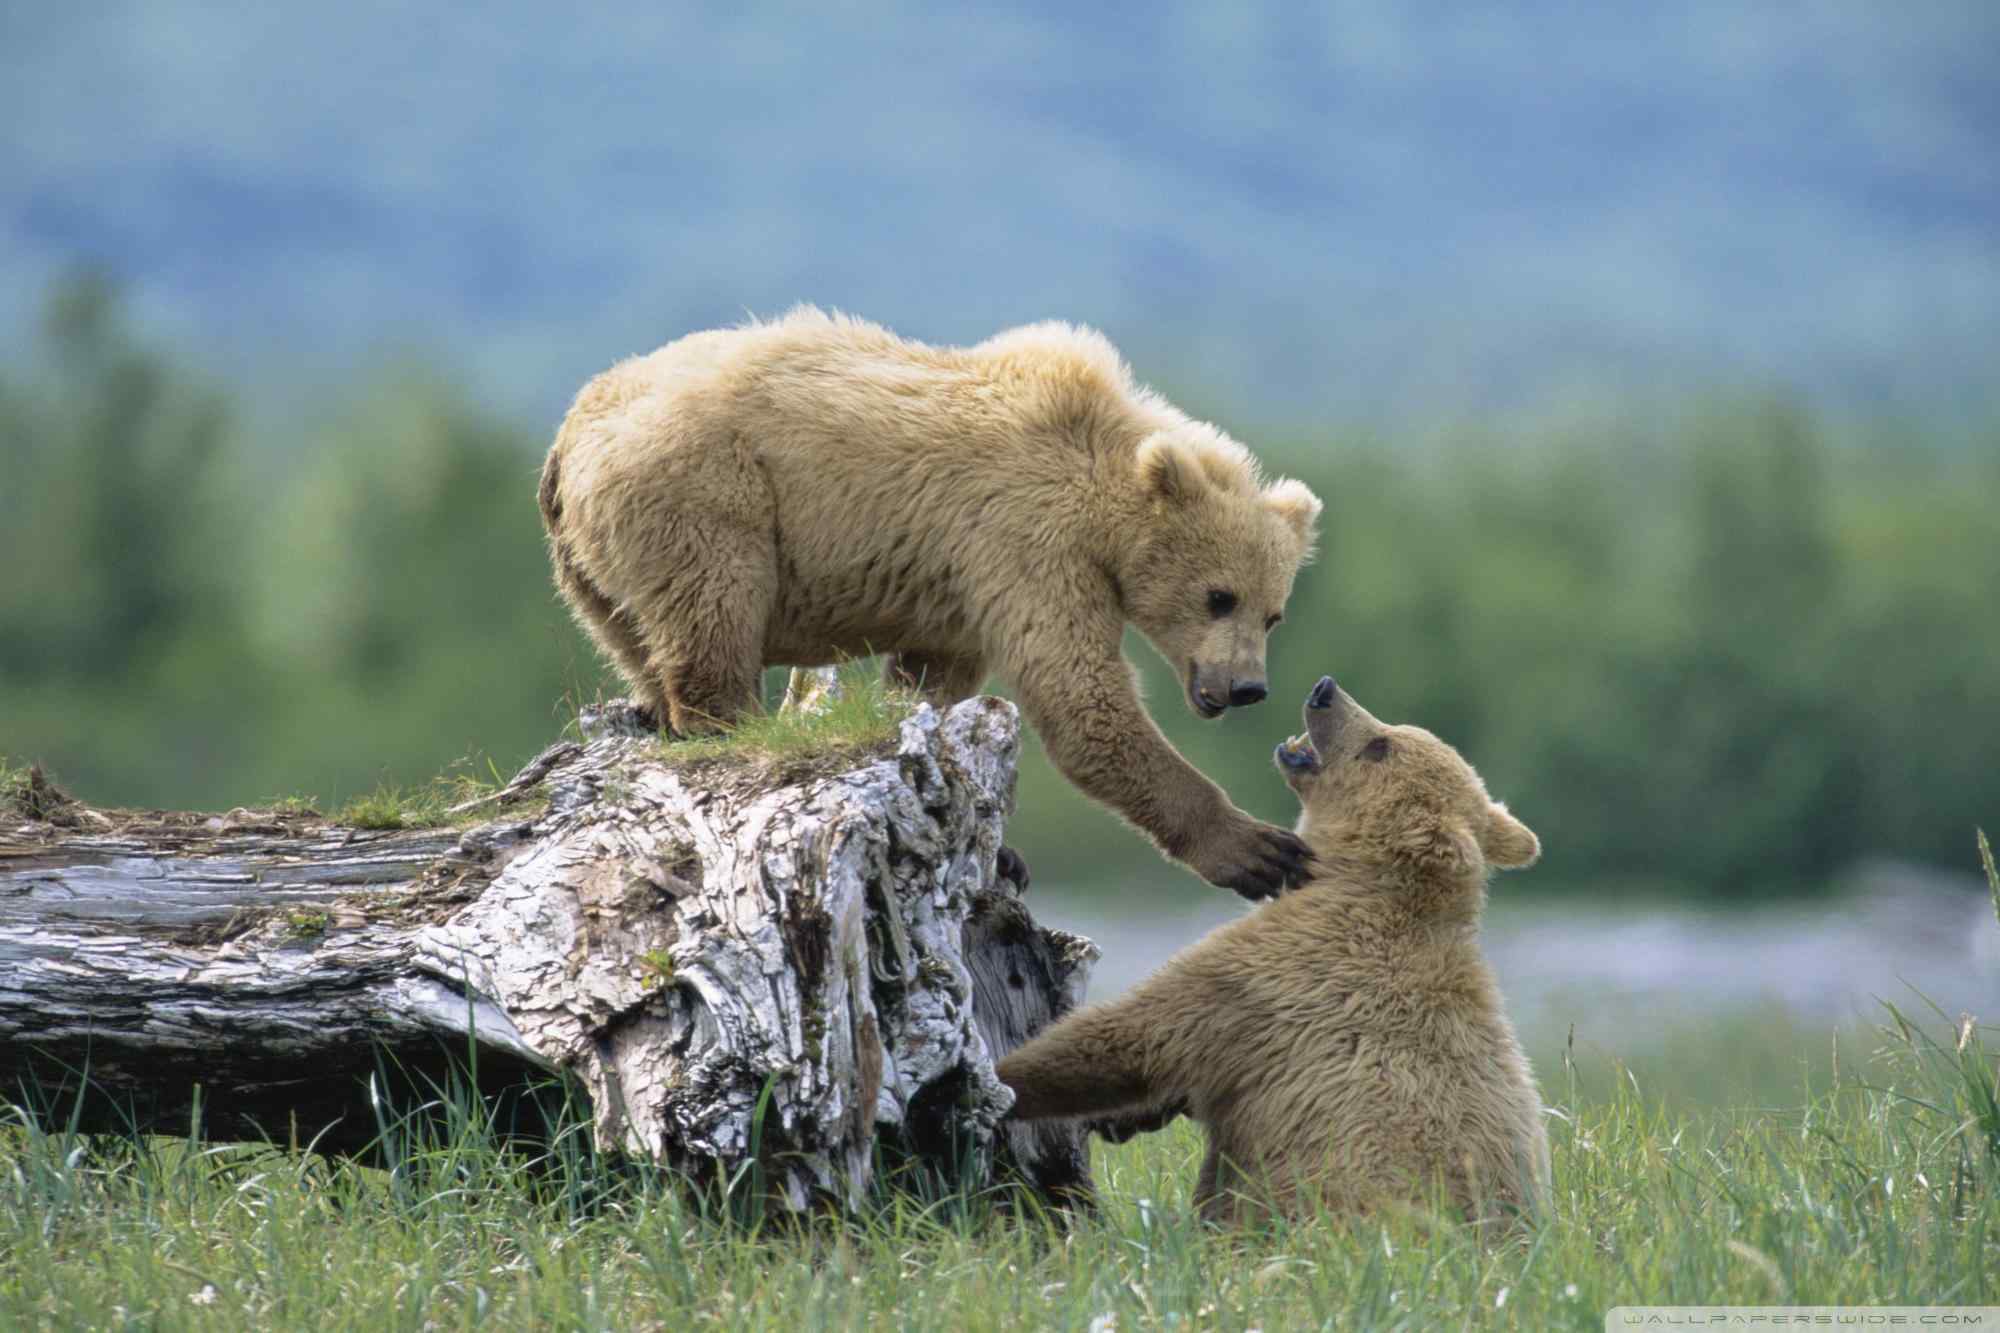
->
1222, 825, 1313, 900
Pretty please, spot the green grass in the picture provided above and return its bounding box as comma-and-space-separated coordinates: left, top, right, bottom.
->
5, 750, 510, 833
11, 665, 914, 834
656, 662, 918, 767
3, 835, 1989, 1328
321, 664, 913, 832
3, 1003, 1995, 1330
0, 756, 28, 810
281, 908, 331, 940
335, 783, 426, 830
330, 758, 540, 831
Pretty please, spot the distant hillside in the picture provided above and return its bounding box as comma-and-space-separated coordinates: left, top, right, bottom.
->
4, 1, 1995, 432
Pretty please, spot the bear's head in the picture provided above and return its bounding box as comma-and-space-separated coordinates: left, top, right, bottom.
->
1122, 426, 1322, 720
1274, 675, 1539, 906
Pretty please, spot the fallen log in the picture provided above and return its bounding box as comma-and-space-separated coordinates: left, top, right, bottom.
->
0, 693, 1099, 1210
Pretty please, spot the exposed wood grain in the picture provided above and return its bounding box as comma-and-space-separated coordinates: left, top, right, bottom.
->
0, 696, 1098, 1209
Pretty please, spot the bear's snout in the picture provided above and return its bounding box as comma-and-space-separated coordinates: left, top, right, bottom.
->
1187, 662, 1231, 718
1302, 675, 1351, 756
1189, 662, 1269, 717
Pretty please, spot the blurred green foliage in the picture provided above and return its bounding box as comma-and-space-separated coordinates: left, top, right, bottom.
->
1015, 404, 2000, 897
4, 272, 1996, 897
0, 273, 598, 810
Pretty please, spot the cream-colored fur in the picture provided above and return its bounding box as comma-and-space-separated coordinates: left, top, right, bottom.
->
539, 309, 1324, 898
997, 677, 1550, 1225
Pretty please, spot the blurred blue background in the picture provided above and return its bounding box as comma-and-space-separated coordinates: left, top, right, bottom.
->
5, 2, 1998, 1033
7, 3, 1996, 429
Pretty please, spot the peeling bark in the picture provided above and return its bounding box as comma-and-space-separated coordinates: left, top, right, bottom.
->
0, 697, 1098, 1210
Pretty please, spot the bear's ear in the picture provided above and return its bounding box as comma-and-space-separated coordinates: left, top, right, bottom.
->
1481, 803, 1541, 870
1193, 438, 1255, 492
1394, 815, 1480, 879
1135, 435, 1208, 505
1263, 479, 1323, 548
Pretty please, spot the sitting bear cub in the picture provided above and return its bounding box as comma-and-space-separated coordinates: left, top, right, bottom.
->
997, 676, 1550, 1223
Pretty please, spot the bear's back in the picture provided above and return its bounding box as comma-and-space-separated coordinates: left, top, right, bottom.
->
594, 308, 1172, 460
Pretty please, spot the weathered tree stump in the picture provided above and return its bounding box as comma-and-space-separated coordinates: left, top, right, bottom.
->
0, 696, 1099, 1211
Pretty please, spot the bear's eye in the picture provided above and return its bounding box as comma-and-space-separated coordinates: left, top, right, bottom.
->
1264, 613, 1282, 632
1206, 589, 1238, 618
1360, 736, 1391, 762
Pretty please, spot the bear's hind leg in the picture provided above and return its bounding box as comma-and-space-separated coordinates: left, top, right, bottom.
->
552, 543, 667, 724
616, 496, 780, 736
634, 531, 775, 737
1195, 1137, 1234, 1223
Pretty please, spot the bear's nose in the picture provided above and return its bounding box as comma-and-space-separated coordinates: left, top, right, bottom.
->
1228, 680, 1268, 707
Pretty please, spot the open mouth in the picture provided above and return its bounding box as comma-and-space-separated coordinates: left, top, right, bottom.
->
1274, 732, 1319, 772
1186, 663, 1226, 719
1276, 675, 1342, 772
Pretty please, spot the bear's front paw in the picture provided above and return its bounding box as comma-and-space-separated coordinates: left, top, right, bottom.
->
1198, 817, 1314, 901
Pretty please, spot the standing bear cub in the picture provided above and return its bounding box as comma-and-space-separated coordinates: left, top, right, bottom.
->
997, 676, 1550, 1224
539, 309, 1323, 898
